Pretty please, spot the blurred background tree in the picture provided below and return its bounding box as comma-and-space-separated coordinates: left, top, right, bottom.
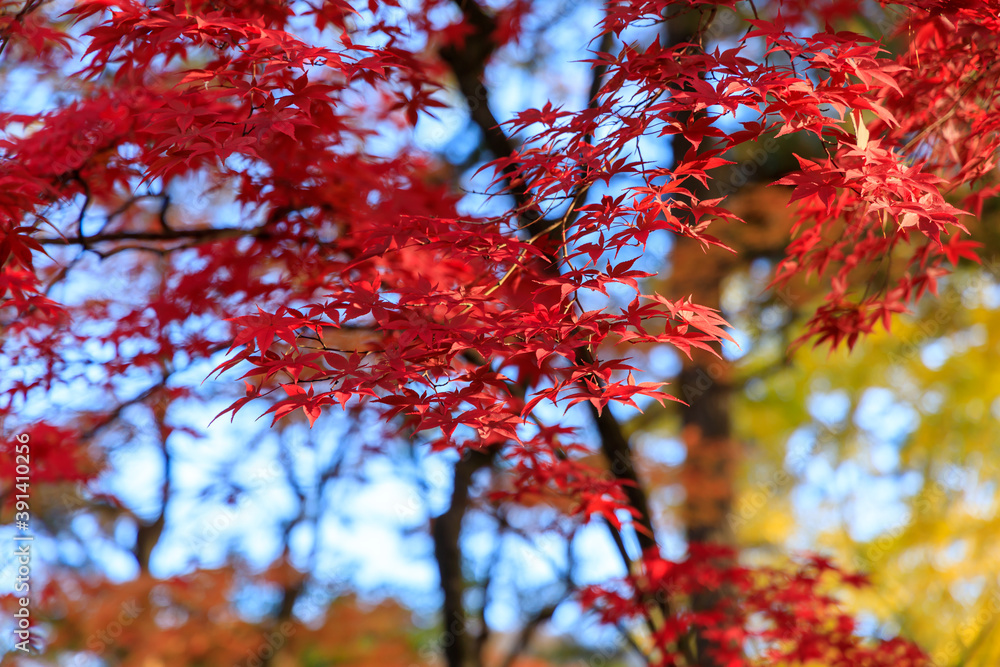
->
1, 1, 998, 666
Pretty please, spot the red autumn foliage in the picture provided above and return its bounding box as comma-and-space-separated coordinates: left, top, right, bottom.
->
2, 0, 996, 664
0, 423, 94, 487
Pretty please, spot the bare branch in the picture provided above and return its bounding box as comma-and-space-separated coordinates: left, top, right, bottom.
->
432, 448, 495, 667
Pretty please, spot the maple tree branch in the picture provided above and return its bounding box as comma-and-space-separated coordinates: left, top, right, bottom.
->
441, 0, 656, 543
459, 347, 655, 604
131, 379, 175, 574
498, 601, 561, 667
157, 193, 174, 232
133, 437, 169, 573
73, 175, 93, 251
37, 225, 273, 246
438, 6, 669, 647
0, 0, 46, 56
603, 511, 633, 568
436, 19, 640, 648
660, 10, 742, 666
273, 447, 308, 627
432, 447, 495, 667
77, 375, 178, 441
440, 0, 546, 239
580, 370, 659, 554
472, 514, 513, 667
497, 521, 577, 667
900, 72, 984, 154
556, 27, 615, 236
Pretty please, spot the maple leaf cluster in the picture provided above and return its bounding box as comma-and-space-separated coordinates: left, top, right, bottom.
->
581, 545, 931, 666
1, 0, 996, 664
